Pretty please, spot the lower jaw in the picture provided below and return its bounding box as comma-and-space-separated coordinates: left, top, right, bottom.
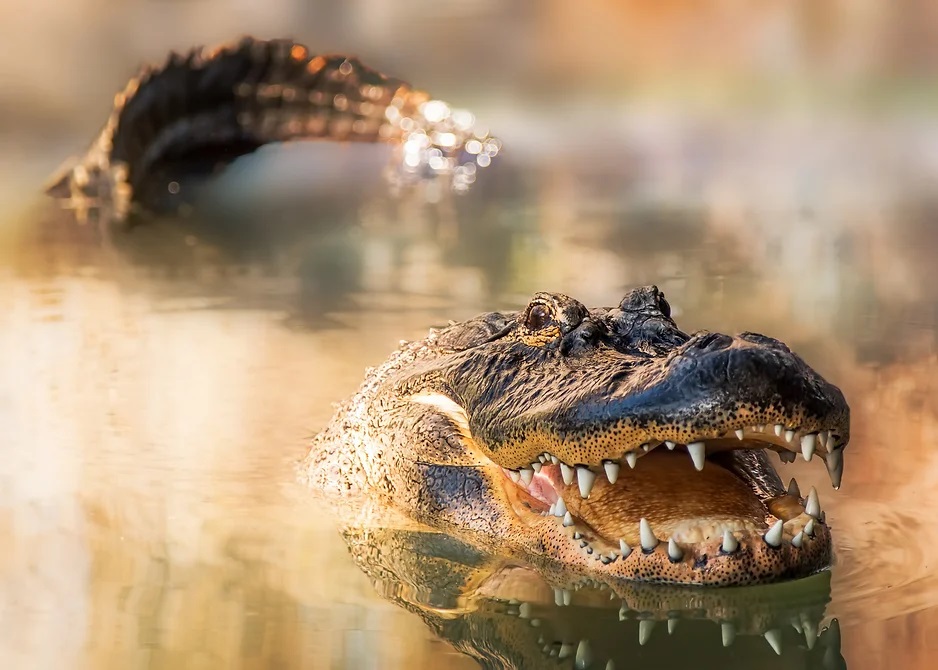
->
503, 452, 832, 586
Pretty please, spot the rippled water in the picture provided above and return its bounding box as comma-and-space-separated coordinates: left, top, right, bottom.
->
2, 133, 938, 670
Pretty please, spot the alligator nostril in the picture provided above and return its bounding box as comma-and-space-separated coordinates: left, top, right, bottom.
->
693, 332, 734, 351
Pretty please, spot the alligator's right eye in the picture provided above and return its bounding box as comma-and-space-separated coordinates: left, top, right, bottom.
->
526, 304, 552, 331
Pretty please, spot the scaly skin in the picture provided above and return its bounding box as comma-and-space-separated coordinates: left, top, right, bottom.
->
304, 286, 850, 586
46, 36, 498, 220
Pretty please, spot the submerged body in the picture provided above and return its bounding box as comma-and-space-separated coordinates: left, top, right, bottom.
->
304, 287, 849, 586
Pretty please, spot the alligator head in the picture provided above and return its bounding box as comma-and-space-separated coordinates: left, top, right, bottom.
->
305, 285, 849, 586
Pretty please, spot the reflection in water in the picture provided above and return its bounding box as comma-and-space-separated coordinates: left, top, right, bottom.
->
5, 86, 938, 670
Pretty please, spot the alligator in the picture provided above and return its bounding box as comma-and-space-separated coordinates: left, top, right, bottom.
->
45, 36, 499, 221
303, 286, 849, 586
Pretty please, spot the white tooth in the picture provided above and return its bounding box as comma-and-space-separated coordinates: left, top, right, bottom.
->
785, 429, 796, 443
722, 622, 736, 647
538, 454, 547, 463
550, 455, 559, 465
563, 589, 572, 606
577, 466, 596, 498
667, 538, 683, 561
603, 460, 620, 484
563, 511, 574, 527
774, 424, 784, 436
549, 503, 556, 516
667, 618, 678, 634
561, 463, 575, 485
665, 440, 676, 450
756, 424, 765, 432
640, 518, 659, 551
520, 468, 534, 485
801, 433, 817, 461
625, 452, 638, 468
573, 532, 582, 539
792, 531, 804, 548
619, 539, 632, 559
508, 470, 521, 483
721, 530, 738, 553
805, 518, 816, 536
558, 642, 573, 659
805, 486, 821, 518
826, 447, 844, 489
802, 618, 818, 650
518, 602, 532, 618
531, 462, 542, 473
555, 497, 567, 517
764, 629, 783, 655
638, 620, 655, 645
618, 604, 629, 621
764, 520, 784, 548
788, 478, 801, 498
818, 430, 829, 449
641, 443, 650, 452
554, 588, 565, 606
687, 441, 706, 471
779, 451, 795, 463
735, 429, 745, 440
575, 639, 592, 670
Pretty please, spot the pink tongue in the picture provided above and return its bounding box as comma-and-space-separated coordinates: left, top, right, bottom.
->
504, 464, 564, 505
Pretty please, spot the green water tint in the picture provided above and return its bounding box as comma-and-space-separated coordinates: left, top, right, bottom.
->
342, 525, 843, 669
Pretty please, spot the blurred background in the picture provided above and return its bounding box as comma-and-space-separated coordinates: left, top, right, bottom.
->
2, 1, 938, 669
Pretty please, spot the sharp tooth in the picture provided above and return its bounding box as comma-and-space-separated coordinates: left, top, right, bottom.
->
779, 451, 795, 463
508, 470, 521, 483
667, 618, 678, 634
640, 518, 659, 551
537, 454, 546, 463
575, 639, 592, 670
764, 629, 783, 655
619, 539, 632, 559
641, 443, 650, 452
805, 486, 821, 518
802, 618, 818, 650
558, 642, 573, 659
638, 620, 655, 645
573, 532, 582, 539
625, 452, 638, 468
756, 424, 765, 432
549, 503, 556, 516
784, 429, 796, 443
576, 466, 596, 498
721, 530, 738, 553
801, 433, 817, 461
550, 454, 559, 465
520, 468, 534, 485
560, 463, 575, 485
722, 622, 736, 647
563, 589, 572, 606
826, 447, 844, 489
580, 540, 589, 548
554, 588, 565, 606
563, 511, 574, 527
787, 478, 801, 498
603, 460, 620, 484
667, 538, 683, 561
735, 429, 745, 440
774, 424, 784, 436
764, 520, 784, 548
792, 531, 804, 548
805, 518, 816, 536
531, 462, 542, 473
687, 441, 706, 471
665, 440, 676, 450
818, 430, 829, 449
555, 497, 567, 517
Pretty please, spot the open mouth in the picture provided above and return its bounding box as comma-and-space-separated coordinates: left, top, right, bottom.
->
499, 424, 844, 585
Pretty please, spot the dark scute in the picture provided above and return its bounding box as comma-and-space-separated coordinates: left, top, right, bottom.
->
435, 312, 517, 351
619, 285, 670, 315
738, 332, 793, 353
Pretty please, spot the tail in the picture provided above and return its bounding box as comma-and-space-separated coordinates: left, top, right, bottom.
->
47, 37, 498, 219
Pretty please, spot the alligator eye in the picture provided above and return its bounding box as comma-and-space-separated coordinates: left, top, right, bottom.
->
526, 303, 552, 331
